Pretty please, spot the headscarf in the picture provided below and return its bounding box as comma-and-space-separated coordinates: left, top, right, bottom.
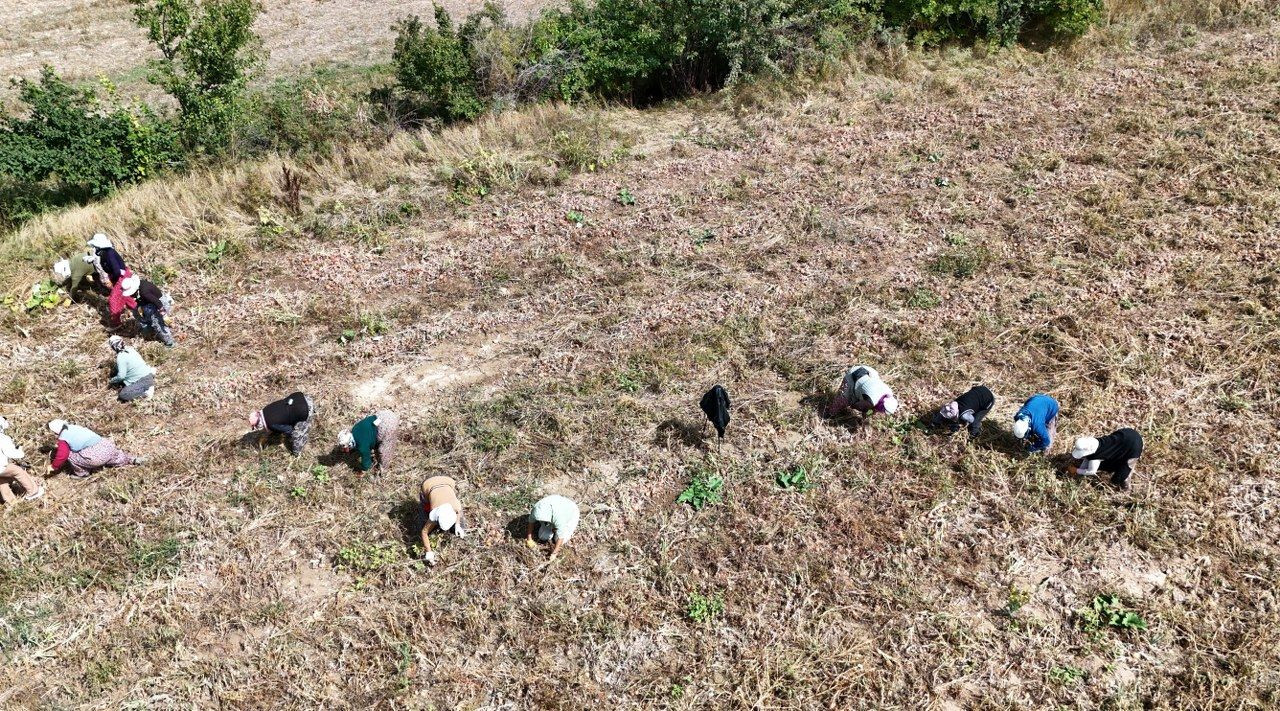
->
1012, 417, 1031, 439
248, 411, 265, 430
429, 504, 458, 532
337, 429, 355, 449
0, 416, 9, 432
88, 233, 112, 249
48, 419, 67, 436
53, 259, 72, 280
1072, 437, 1100, 459
940, 401, 960, 420
108, 336, 126, 353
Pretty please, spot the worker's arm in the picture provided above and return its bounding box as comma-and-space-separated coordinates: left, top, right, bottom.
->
526, 521, 537, 548
420, 519, 437, 553
1029, 420, 1051, 452
49, 440, 70, 471
549, 538, 564, 560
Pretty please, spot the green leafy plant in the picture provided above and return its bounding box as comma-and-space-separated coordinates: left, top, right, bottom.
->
288, 485, 308, 499
129, 0, 262, 153
311, 465, 331, 484
1078, 594, 1148, 636
1005, 586, 1031, 615
0, 67, 180, 212
391, 6, 484, 125
905, 287, 940, 309
337, 542, 402, 572
677, 469, 724, 510
775, 464, 815, 492
1049, 665, 1086, 685
565, 209, 586, 226
686, 591, 725, 624
615, 187, 636, 205
205, 239, 230, 264
10, 281, 72, 313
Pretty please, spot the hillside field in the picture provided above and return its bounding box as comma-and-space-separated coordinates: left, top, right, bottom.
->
1, 4, 1279, 709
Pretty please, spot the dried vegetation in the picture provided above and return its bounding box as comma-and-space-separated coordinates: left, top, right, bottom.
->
1, 1, 1279, 708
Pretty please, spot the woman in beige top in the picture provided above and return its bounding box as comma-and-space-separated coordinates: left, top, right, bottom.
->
420, 476, 465, 565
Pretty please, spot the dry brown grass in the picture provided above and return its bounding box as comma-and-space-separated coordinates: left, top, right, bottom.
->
2, 7, 1279, 710
0, 0, 552, 98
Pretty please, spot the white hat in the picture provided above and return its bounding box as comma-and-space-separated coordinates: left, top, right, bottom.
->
88, 233, 112, 249
0, 416, 9, 431
880, 394, 899, 415
121, 275, 140, 296
430, 504, 458, 533
53, 259, 72, 280
337, 429, 355, 449
48, 419, 67, 435
1012, 417, 1030, 439
1072, 437, 1100, 459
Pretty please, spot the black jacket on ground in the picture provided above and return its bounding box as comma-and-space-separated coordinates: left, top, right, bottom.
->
1091, 428, 1144, 484
700, 385, 730, 438
263, 392, 311, 434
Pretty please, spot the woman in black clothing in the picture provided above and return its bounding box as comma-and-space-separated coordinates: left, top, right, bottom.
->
249, 392, 316, 455
931, 385, 995, 438
1069, 428, 1144, 490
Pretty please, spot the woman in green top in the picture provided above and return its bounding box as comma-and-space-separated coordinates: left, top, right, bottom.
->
337, 410, 400, 473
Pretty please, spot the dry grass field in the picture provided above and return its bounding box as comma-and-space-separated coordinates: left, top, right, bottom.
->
0, 0, 547, 92
1, 2, 1279, 709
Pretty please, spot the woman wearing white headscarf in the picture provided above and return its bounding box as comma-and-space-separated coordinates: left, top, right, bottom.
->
526, 495, 579, 561
47, 420, 143, 479
107, 336, 156, 402
1, 417, 44, 504
827, 365, 899, 418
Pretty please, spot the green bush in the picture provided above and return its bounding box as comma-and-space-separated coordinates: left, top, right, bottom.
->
0, 68, 179, 210
130, 0, 262, 154
882, 0, 1103, 46
392, 6, 486, 124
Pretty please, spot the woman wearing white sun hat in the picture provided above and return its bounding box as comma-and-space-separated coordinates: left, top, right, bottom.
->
419, 475, 465, 565
1068, 428, 1144, 491
827, 365, 899, 418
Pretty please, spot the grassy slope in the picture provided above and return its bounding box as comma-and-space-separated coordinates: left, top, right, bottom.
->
1, 14, 1279, 710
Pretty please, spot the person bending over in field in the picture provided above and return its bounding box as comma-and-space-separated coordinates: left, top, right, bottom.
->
1069, 428, 1144, 491
338, 411, 400, 474
419, 475, 465, 566
526, 494, 579, 561
47, 419, 143, 479
249, 392, 315, 456
121, 274, 175, 347
1, 417, 43, 504
53, 250, 103, 297
108, 336, 156, 402
87, 233, 128, 287
827, 365, 899, 418
931, 385, 995, 438
1012, 394, 1059, 454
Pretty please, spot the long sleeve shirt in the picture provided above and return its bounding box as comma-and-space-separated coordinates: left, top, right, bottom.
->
51, 425, 102, 469
262, 392, 311, 434
1078, 428, 1144, 479
137, 280, 164, 310
1015, 394, 1059, 453
96, 247, 127, 284
350, 415, 379, 471
69, 253, 97, 291
530, 495, 580, 542
0, 432, 25, 469
111, 348, 155, 386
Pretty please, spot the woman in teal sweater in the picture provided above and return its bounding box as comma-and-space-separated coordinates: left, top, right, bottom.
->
337, 410, 400, 473
107, 337, 156, 402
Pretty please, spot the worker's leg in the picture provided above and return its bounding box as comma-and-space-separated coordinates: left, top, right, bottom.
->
374, 410, 400, 469
0, 482, 15, 505
968, 408, 991, 438
148, 306, 175, 347
119, 374, 156, 402
3, 463, 40, 497
289, 419, 311, 456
